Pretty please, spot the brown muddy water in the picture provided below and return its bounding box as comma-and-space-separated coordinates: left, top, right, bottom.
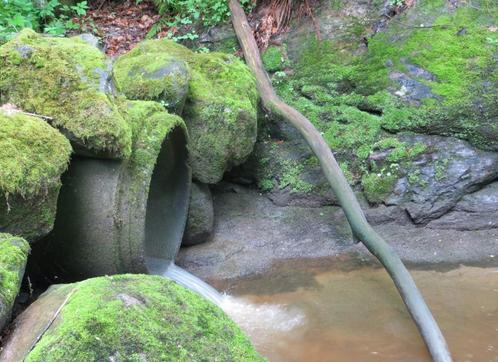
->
221, 264, 498, 362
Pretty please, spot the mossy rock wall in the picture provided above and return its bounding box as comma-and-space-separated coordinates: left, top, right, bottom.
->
1, 274, 264, 362
0, 233, 30, 332
114, 39, 258, 184
0, 109, 71, 241
0, 29, 132, 159
239, 0, 498, 221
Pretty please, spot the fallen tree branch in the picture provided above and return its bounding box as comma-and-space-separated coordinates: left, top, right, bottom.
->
228, 1, 452, 361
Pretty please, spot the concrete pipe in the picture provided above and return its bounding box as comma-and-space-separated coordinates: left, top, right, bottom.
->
35, 102, 191, 279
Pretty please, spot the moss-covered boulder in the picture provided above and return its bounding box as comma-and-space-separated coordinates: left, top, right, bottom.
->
113, 50, 191, 114
0, 233, 29, 332
116, 39, 258, 183
0, 29, 132, 158
1, 274, 264, 361
0, 108, 71, 242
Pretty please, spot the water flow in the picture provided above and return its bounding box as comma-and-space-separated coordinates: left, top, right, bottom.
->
162, 263, 305, 342
163, 263, 223, 306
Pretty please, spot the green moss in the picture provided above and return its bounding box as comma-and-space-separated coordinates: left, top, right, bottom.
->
279, 159, 314, 193
0, 233, 29, 329
113, 52, 190, 113
262, 45, 287, 72
26, 274, 264, 362
125, 38, 258, 183
0, 110, 71, 196
0, 29, 132, 158
0, 110, 71, 241
361, 171, 397, 204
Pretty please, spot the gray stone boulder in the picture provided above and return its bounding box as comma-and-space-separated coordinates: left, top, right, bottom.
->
0, 233, 30, 332
427, 181, 498, 230
182, 182, 214, 246
375, 134, 498, 223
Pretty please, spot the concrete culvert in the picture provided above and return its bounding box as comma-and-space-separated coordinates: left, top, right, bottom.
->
34, 101, 191, 280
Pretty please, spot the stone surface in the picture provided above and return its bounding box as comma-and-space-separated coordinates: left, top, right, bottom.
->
0, 233, 29, 332
182, 182, 214, 246
0, 29, 131, 158
427, 181, 498, 230
380, 134, 498, 223
0, 109, 71, 242
0, 274, 263, 361
177, 185, 498, 283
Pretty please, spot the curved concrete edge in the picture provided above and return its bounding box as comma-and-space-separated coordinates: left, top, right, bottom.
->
33, 121, 191, 280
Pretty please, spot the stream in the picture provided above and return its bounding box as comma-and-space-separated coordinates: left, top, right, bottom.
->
217, 263, 498, 362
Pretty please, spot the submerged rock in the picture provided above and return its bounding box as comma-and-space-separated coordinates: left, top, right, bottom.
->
0, 29, 131, 158
0, 233, 29, 332
182, 182, 214, 246
0, 109, 71, 242
117, 39, 258, 184
0, 274, 263, 361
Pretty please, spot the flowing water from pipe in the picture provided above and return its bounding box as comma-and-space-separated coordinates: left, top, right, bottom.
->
162, 263, 305, 336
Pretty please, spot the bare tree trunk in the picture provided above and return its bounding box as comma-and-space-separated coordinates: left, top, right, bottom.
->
228, 1, 452, 361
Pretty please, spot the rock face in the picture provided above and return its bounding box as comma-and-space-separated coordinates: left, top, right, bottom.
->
0, 109, 71, 242
113, 50, 191, 114
428, 181, 498, 230
371, 134, 498, 223
0, 29, 132, 158
0, 274, 263, 362
114, 39, 258, 184
0, 233, 29, 331
210, 0, 498, 224
182, 182, 214, 246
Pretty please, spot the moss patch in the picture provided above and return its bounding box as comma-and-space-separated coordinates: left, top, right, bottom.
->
113, 52, 191, 114
0, 110, 71, 241
0, 29, 132, 158
0, 233, 30, 330
26, 274, 264, 362
265, 1, 497, 202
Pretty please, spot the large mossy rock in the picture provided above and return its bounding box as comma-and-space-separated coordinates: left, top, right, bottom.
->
0, 233, 29, 332
1, 274, 264, 362
0, 29, 132, 158
113, 50, 191, 114
0, 109, 71, 242
114, 39, 258, 184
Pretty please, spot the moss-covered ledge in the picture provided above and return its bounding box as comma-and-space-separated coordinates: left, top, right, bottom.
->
0, 108, 71, 242
0, 29, 132, 158
2, 274, 264, 361
0, 233, 30, 332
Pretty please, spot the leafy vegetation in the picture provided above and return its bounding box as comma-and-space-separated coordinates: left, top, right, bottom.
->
0, 0, 88, 43
149, 0, 253, 41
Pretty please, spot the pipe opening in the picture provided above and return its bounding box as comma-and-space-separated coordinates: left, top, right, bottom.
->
145, 127, 190, 275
